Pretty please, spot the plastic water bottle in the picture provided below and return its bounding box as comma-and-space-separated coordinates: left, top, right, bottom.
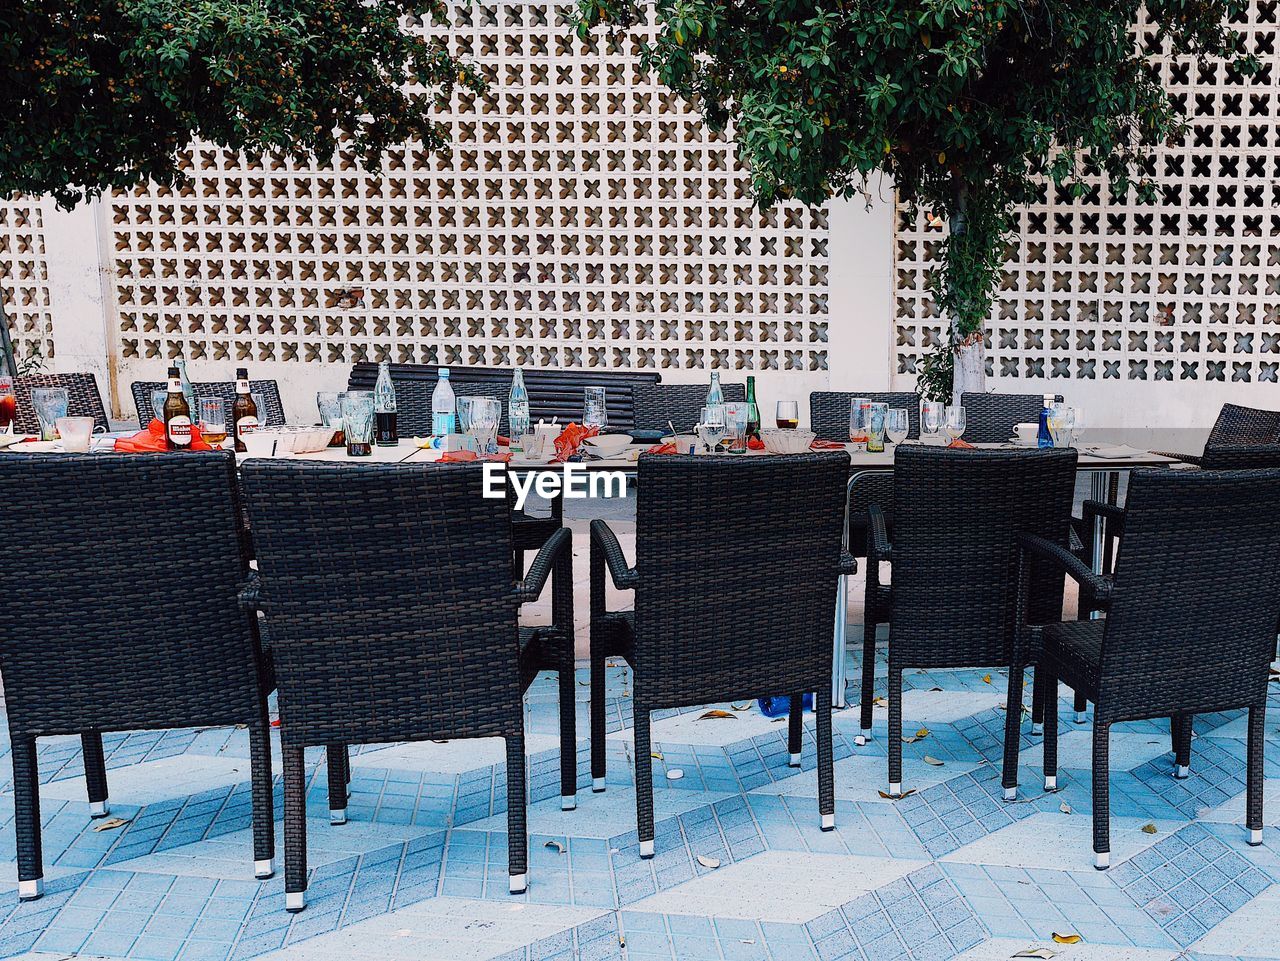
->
1037, 393, 1054, 449
432, 368, 456, 436
706, 371, 724, 409
509, 368, 530, 449
758, 693, 814, 718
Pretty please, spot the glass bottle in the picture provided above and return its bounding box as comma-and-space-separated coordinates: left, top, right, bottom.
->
374, 361, 398, 446
706, 371, 724, 409
509, 368, 530, 450
163, 366, 192, 451
232, 367, 258, 453
745, 375, 761, 441
174, 356, 196, 415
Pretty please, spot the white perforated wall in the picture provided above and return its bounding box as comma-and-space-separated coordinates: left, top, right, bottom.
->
0, 200, 54, 371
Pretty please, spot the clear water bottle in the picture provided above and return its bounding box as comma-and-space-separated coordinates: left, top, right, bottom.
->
706, 371, 724, 409
431, 368, 456, 436
509, 368, 530, 450
175, 356, 196, 414
374, 361, 398, 446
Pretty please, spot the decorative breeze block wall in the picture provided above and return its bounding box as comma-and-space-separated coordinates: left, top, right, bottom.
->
0, 200, 54, 369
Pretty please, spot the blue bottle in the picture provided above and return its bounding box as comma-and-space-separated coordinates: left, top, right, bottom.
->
1037, 393, 1054, 449
757, 693, 814, 718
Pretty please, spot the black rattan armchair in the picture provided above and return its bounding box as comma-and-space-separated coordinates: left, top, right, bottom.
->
1153, 403, 1280, 465
241, 460, 575, 909
130, 379, 287, 429
590, 453, 854, 856
861, 446, 1078, 794
959, 392, 1063, 444
632, 382, 745, 432
1200, 442, 1280, 470
0, 452, 276, 899
13, 372, 110, 434
1006, 468, 1280, 869
809, 391, 921, 442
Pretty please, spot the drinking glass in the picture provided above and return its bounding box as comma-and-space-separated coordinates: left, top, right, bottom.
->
32, 387, 68, 441
921, 401, 944, 443
251, 392, 268, 426
848, 397, 870, 449
150, 388, 167, 422
775, 400, 799, 429
522, 431, 548, 460
583, 386, 608, 430
886, 408, 910, 446
198, 397, 228, 447
469, 397, 501, 454
56, 416, 94, 453
1049, 403, 1073, 448
316, 391, 346, 446
456, 396, 475, 433
698, 405, 726, 453
0, 376, 15, 432
1068, 405, 1085, 445
866, 402, 888, 453
943, 405, 967, 443
342, 390, 375, 456
723, 401, 748, 453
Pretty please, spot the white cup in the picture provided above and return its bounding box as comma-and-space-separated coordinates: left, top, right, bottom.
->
56, 416, 94, 453
1014, 423, 1038, 444
241, 428, 279, 458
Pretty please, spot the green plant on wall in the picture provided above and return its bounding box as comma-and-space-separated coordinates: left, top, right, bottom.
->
0, 0, 479, 373
576, 0, 1253, 400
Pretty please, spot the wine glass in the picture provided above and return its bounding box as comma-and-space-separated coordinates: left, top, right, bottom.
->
698, 404, 726, 453
886, 408, 910, 446
1068, 405, 1085, 446
943, 405, 966, 443
921, 401, 944, 443
776, 400, 799, 429
583, 386, 608, 430
848, 398, 870, 450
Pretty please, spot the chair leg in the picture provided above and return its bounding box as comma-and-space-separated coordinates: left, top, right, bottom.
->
633, 705, 655, 859
1092, 722, 1111, 869
1001, 665, 1025, 800
506, 730, 528, 894
326, 746, 349, 824
1042, 663, 1060, 792
1171, 715, 1193, 779
13, 735, 43, 900
1247, 704, 1265, 846
787, 693, 804, 768
816, 687, 835, 831
557, 641, 578, 810
282, 745, 307, 912
857, 620, 877, 745
81, 732, 110, 818
1074, 689, 1087, 724
887, 666, 903, 796
590, 646, 608, 793
249, 716, 275, 879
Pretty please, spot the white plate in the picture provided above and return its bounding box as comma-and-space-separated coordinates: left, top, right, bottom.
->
0, 434, 36, 449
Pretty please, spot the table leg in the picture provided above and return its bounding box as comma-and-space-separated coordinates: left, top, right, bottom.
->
833, 572, 848, 708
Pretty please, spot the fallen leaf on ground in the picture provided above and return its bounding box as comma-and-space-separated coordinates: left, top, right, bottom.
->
1059, 802, 1072, 814
544, 840, 566, 853
928, 686, 943, 692
730, 702, 752, 711
666, 768, 684, 781
982, 674, 993, 684
877, 788, 918, 800
923, 755, 944, 766
872, 696, 888, 707
1141, 823, 1158, 834
695, 855, 720, 869
1051, 933, 1082, 945
698, 710, 737, 720
902, 736, 917, 744
1012, 949, 1057, 959
93, 818, 130, 833
915, 727, 930, 739
650, 751, 664, 760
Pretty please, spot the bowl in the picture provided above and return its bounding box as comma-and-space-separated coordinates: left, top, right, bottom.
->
277, 425, 337, 454
582, 433, 632, 459
761, 428, 815, 454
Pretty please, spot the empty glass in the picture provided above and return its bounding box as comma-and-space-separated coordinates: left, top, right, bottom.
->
56, 416, 94, 453
1049, 403, 1073, 448
316, 391, 346, 446
697, 405, 726, 453
848, 397, 870, 449
866, 402, 888, 453
456, 396, 475, 433
921, 401, 944, 442
342, 390, 375, 456
469, 397, 501, 454
251, 392, 267, 426
943, 405, 967, 443
1068, 405, 1085, 445
583, 387, 608, 430
723, 401, 748, 453
198, 397, 228, 447
886, 408, 910, 446
775, 400, 799, 429
31, 387, 68, 441
150, 388, 167, 422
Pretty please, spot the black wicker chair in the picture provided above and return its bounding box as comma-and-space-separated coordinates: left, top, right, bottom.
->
1006, 468, 1280, 869
959, 392, 1063, 444
13, 372, 110, 434
0, 452, 276, 899
861, 446, 1078, 794
130, 379, 287, 429
631, 382, 746, 432
1200, 442, 1280, 470
590, 453, 854, 855
1154, 403, 1280, 465
241, 460, 575, 909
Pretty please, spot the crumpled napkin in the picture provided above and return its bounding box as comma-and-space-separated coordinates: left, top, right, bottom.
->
114, 419, 214, 453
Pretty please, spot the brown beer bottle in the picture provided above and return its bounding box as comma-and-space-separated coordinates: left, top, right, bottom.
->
232, 368, 259, 453
163, 366, 193, 451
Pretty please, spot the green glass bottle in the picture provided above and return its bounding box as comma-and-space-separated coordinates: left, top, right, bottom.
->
745, 376, 761, 441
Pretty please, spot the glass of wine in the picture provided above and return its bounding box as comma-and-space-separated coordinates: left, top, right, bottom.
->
943, 405, 967, 443
776, 400, 799, 429
848, 398, 870, 450
921, 401, 944, 443
0, 376, 14, 433
886, 408, 910, 446
698, 405, 726, 453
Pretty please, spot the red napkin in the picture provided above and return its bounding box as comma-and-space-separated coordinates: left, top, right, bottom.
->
645, 442, 678, 455
947, 438, 975, 449
439, 450, 514, 463
553, 423, 599, 461
748, 436, 765, 451
114, 419, 214, 453
810, 439, 846, 450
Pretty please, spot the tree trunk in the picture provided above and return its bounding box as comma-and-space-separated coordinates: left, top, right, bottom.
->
948, 182, 985, 403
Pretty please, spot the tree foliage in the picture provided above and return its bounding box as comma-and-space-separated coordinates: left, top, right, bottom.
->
577, 0, 1253, 396
1, 0, 478, 207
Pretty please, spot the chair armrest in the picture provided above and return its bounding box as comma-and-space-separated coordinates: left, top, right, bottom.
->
1081, 499, 1125, 540
1150, 450, 1202, 466
867, 505, 892, 563
838, 551, 858, 576
1018, 533, 1112, 605
590, 519, 638, 589
237, 572, 262, 612
517, 527, 572, 603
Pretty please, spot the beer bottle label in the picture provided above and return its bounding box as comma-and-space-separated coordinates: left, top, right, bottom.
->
236, 379, 250, 393
168, 416, 192, 447
237, 415, 259, 434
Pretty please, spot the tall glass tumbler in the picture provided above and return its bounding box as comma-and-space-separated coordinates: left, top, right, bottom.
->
343, 391, 375, 457
317, 391, 346, 447
31, 387, 69, 441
